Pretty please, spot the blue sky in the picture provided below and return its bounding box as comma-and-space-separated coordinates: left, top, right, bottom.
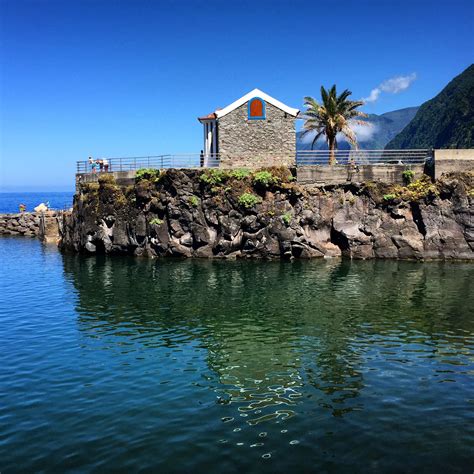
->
1, 0, 473, 191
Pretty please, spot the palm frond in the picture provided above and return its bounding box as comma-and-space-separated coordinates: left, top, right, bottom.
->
341, 125, 358, 148
337, 89, 352, 104
320, 86, 329, 106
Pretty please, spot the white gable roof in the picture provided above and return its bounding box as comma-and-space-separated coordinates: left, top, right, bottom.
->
215, 88, 299, 118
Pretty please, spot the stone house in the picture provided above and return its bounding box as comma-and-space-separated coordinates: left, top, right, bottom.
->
198, 89, 299, 168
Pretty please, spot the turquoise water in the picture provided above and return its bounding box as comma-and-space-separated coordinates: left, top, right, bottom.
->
0, 237, 473, 473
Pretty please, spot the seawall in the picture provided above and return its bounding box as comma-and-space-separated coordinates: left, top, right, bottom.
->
75, 164, 430, 192
297, 164, 427, 185
434, 149, 474, 179
60, 168, 474, 260
74, 149, 474, 191
0, 211, 64, 243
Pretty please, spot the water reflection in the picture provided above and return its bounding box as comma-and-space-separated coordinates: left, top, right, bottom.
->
3, 237, 474, 473
62, 255, 474, 426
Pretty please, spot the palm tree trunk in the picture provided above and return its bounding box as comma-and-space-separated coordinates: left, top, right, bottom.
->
328, 135, 336, 165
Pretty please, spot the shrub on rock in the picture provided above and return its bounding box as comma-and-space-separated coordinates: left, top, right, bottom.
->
238, 192, 261, 209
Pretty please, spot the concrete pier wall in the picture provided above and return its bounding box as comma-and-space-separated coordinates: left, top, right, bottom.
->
296, 164, 426, 185
76, 171, 136, 191
434, 149, 474, 179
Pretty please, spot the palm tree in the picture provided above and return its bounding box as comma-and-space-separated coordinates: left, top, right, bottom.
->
301, 85, 367, 165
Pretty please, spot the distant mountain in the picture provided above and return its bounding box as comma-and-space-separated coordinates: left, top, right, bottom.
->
386, 64, 474, 149
297, 106, 419, 150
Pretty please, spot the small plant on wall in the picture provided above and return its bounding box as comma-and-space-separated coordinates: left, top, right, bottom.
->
281, 212, 292, 225
149, 217, 163, 225
230, 169, 251, 180
402, 169, 415, 185
252, 171, 279, 188
200, 169, 228, 185
238, 192, 262, 209
136, 168, 161, 182
189, 196, 199, 207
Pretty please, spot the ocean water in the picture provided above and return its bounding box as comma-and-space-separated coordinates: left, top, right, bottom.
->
0, 237, 473, 473
0, 192, 74, 213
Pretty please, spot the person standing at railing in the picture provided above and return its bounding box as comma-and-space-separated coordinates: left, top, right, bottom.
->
88, 157, 97, 173
200, 150, 204, 167
103, 158, 109, 172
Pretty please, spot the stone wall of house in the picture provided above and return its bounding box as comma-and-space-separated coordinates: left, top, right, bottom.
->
218, 102, 296, 168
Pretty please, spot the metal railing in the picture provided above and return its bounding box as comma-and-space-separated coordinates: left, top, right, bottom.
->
296, 149, 431, 166
76, 154, 221, 173
77, 150, 431, 173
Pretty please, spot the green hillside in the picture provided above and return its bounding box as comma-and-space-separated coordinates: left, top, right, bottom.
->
386, 64, 474, 149
363, 107, 420, 149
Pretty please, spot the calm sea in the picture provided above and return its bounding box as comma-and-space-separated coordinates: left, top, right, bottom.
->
0, 237, 473, 473
0, 192, 74, 213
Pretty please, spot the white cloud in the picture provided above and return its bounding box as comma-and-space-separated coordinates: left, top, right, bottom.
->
350, 122, 377, 142
334, 122, 377, 143
363, 73, 417, 103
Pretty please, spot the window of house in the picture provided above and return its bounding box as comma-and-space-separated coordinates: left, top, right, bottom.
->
248, 98, 265, 120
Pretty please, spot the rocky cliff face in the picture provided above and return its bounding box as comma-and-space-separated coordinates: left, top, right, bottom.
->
60, 169, 474, 260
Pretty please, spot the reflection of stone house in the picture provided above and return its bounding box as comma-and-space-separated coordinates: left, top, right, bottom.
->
198, 89, 299, 168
